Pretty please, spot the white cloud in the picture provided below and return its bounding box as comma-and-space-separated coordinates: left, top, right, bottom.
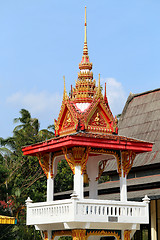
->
101, 78, 127, 116
6, 79, 126, 130
7, 91, 63, 128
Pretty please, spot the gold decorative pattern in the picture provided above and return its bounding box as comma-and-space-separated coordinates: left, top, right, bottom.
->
62, 147, 75, 174
71, 78, 96, 102
62, 146, 91, 174
52, 230, 72, 240
124, 230, 131, 240
94, 112, 100, 125
50, 229, 122, 240
86, 230, 121, 240
72, 230, 86, 240
37, 153, 50, 178
37, 152, 63, 179
43, 231, 48, 240
121, 151, 136, 177
62, 111, 75, 129
89, 110, 108, 128
0, 215, 16, 224
54, 7, 118, 137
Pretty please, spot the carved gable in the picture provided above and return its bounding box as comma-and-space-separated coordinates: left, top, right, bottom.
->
85, 102, 116, 133
62, 110, 75, 130
88, 108, 108, 128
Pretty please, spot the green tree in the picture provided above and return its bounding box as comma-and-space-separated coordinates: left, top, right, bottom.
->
54, 159, 73, 193
0, 109, 54, 240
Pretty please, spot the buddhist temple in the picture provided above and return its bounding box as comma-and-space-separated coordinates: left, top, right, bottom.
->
22, 7, 153, 240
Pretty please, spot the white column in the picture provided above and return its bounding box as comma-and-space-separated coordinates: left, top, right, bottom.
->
89, 178, 98, 199
74, 165, 83, 199
151, 200, 157, 240
47, 153, 54, 202
87, 157, 99, 199
120, 169, 127, 202
47, 172, 54, 201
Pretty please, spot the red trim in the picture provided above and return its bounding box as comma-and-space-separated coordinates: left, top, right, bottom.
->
22, 134, 153, 156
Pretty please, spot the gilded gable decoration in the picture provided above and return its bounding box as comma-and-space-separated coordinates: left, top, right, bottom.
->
54, 7, 118, 137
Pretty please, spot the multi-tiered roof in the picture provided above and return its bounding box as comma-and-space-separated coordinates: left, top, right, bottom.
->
54, 7, 118, 137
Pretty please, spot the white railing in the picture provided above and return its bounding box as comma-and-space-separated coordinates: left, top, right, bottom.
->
75, 199, 148, 224
26, 198, 149, 227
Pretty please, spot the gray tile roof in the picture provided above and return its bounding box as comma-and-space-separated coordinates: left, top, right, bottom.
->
54, 174, 160, 201
105, 88, 160, 172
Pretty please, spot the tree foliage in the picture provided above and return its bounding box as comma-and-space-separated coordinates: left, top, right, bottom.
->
0, 109, 54, 239
54, 159, 73, 193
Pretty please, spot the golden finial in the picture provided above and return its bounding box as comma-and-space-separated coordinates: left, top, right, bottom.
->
83, 6, 88, 55
63, 76, 68, 101
84, 6, 87, 43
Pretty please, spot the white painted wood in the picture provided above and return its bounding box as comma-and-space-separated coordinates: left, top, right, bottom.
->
87, 157, 99, 199
47, 173, 54, 202
89, 178, 98, 199
47, 153, 54, 202
26, 198, 150, 229
74, 165, 83, 199
120, 170, 127, 202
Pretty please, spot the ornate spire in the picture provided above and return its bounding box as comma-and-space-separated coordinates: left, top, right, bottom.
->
54, 7, 118, 136
70, 7, 95, 103
63, 76, 68, 101
83, 6, 88, 55
79, 7, 92, 72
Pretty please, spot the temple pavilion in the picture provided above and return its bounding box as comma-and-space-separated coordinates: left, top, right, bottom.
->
22, 7, 153, 240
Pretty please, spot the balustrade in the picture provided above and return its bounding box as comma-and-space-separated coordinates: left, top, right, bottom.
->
26, 199, 149, 227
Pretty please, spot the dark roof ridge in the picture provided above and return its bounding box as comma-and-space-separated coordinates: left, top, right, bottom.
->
133, 88, 160, 99
119, 88, 160, 123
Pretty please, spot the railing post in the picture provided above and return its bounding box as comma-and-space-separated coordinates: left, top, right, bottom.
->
71, 192, 79, 218
25, 197, 32, 225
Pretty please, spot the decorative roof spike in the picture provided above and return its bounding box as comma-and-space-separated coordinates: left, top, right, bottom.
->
104, 82, 106, 99
98, 73, 100, 89
104, 82, 108, 104
70, 84, 73, 98
63, 76, 68, 101
79, 7, 92, 72
83, 6, 88, 55
96, 74, 103, 99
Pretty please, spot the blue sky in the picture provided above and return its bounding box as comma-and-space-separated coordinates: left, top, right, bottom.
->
0, 1, 160, 138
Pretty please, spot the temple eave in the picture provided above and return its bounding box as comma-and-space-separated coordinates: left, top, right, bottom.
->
22, 132, 153, 156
